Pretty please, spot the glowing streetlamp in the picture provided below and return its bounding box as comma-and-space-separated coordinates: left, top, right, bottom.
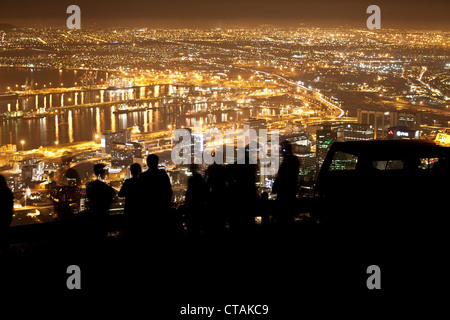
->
20, 140, 25, 151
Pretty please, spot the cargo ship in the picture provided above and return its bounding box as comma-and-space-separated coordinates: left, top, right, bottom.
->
23, 113, 45, 120
113, 104, 147, 114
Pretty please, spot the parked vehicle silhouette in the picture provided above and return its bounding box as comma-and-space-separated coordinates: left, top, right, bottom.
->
314, 140, 450, 240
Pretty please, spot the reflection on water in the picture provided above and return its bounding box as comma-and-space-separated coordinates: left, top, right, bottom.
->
55, 115, 59, 143
0, 68, 283, 150
1, 100, 256, 150
68, 110, 73, 143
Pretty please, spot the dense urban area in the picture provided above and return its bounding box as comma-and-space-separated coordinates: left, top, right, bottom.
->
1, 24, 449, 227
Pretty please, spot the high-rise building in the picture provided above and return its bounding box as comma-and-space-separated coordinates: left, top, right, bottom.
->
101, 130, 131, 154
280, 134, 316, 196
296, 151, 316, 196
336, 123, 374, 142
316, 125, 337, 174
111, 142, 143, 168
357, 109, 419, 139
21, 160, 44, 182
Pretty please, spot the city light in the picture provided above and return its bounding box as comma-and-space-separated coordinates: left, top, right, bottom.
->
0, 2, 448, 301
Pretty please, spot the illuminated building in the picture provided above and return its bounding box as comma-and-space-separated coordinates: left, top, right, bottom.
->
111, 142, 143, 168
297, 152, 316, 196
101, 130, 131, 154
387, 126, 419, 140
357, 109, 420, 139
336, 123, 374, 142
0, 144, 16, 153
107, 76, 135, 89
316, 125, 337, 174
282, 134, 316, 195
21, 160, 44, 182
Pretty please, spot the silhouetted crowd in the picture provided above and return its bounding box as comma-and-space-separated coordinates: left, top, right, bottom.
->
117, 145, 300, 241
0, 142, 301, 252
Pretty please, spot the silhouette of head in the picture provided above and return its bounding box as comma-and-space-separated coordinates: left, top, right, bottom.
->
147, 154, 159, 170
189, 163, 198, 173
93, 163, 107, 179
261, 191, 269, 201
130, 163, 142, 178
0, 175, 7, 189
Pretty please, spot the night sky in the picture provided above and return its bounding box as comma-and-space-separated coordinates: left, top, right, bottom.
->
0, 0, 449, 29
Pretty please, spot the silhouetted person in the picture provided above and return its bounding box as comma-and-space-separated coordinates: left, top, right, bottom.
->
64, 165, 81, 186
119, 163, 142, 216
0, 175, 13, 254
228, 149, 258, 235
138, 154, 173, 238
184, 164, 207, 235
204, 161, 228, 235
86, 163, 115, 240
272, 141, 300, 226
119, 163, 142, 237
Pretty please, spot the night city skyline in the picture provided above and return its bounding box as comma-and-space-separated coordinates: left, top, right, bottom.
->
0, 0, 449, 314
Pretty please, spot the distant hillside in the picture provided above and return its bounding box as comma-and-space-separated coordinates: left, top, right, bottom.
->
0, 23, 16, 31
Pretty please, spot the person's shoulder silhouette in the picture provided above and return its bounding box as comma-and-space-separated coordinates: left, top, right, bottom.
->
139, 154, 173, 207
272, 141, 300, 198
119, 163, 142, 198
186, 164, 207, 199
119, 163, 142, 217
86, 163, 115, 216
0, 175, 13, 228
0, 175, 14, 253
